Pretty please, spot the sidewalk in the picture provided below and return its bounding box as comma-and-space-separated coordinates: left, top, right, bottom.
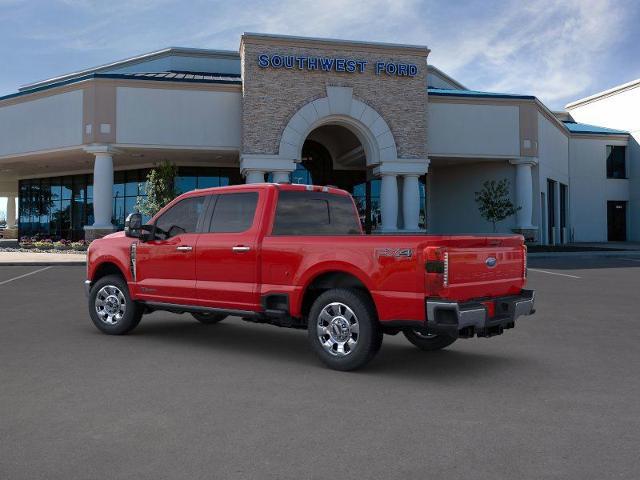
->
0, 251, 86, 266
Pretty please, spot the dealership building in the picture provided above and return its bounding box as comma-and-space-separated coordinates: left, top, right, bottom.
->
0, 33, 637, 242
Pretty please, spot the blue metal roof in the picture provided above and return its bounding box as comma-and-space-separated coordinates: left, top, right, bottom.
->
428, 87, 535, 100
0, 71, 242, 102
562, 121, 628, 135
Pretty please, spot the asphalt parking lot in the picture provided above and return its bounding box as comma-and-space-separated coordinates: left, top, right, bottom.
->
1, 257, 639, 479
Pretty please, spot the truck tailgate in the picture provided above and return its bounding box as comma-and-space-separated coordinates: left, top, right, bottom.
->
425, 237, 527, 301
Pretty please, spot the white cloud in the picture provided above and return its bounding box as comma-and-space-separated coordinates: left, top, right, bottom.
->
426, 0, 631, 107
2, 0, 636, 108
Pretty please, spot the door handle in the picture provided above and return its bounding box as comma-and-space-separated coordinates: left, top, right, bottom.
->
176, 246, 193, 252
232, 245, 251, 253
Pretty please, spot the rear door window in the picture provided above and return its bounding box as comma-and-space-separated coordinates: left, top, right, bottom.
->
272, 191, 361, 235
209, 192, 259, 233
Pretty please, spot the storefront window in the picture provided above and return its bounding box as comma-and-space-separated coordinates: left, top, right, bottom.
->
18, 166, 243, 240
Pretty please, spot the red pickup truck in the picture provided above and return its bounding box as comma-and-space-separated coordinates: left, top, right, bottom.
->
85, 183, 534, 370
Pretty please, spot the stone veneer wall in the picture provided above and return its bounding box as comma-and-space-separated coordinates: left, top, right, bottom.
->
240, 37, 428, 160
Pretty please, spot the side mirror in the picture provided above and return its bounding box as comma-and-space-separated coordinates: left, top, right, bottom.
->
124, 213, 143, 238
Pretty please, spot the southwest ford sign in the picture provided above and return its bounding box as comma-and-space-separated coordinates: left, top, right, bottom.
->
257, 54, 418, 77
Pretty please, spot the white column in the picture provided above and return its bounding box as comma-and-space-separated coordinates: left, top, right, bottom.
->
245, 170, 265, 184
380, 173, 398, 232
554, 181, 562, 244
84, 145, 117, 231
402, 174, 421, 231
272, 171, 290, 184
510, 158, 537, 230
92, 152, 114, 228
6, 195, 16, 229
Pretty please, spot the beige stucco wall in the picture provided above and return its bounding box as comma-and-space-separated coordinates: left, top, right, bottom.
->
0, 90, 83, 157
240, 36, 428, 160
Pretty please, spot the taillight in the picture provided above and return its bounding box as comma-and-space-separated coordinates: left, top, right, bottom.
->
425, 247, 448, 292
522, 244, 527, 279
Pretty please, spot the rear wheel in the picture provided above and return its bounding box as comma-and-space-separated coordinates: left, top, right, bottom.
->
308, 288, 382, 371
191, 312, 227, 324
403, 330, 456, 351
89, 275, 143, 335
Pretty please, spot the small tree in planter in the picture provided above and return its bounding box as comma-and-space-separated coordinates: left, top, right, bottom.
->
474, 179, 520, 233
136, 161, 179, 217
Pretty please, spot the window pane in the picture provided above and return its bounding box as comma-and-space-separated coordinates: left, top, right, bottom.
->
125, 196, 137, 218
61, 177, 73, 200
73, 175, 86, 202
273, 191, 360, 235
113, 171, 125, 198
210, 193, 258, 233
607, 146, 626, 178
113, 196, 125, 230
125, 171, 139, 197
198, 176, 219, 189
175, 176, 197, 195
155, 196, 206, 238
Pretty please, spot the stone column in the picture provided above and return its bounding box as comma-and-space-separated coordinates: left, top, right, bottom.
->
379, 173, 398, 232
6, 195, 16, 229
245, 170, 265, 184
402, 174, 421, 232
510, 158, 538, 237
375, 160, 429, 233
240, 154, 295, 185
84, 145, 116, 240
272, 171, 291, 184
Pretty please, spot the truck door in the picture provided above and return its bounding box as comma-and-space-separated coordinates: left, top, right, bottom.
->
134, 195, 208, 304
195, 190, 262, 311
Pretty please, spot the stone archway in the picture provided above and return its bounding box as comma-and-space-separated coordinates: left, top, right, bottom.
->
278, 86, 398, 166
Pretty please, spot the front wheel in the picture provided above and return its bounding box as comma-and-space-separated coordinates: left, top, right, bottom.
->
403, 330, 456, 351
89, 275, 143, 335
308, 289, 382, 371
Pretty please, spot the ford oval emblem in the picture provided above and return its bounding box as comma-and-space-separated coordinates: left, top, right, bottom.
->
486, 257, 497, 268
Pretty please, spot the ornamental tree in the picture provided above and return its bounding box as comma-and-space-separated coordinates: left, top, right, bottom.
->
136, 160, 178, 217
474, 179, 520, 233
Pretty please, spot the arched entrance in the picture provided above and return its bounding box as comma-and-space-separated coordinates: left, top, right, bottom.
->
245, 86, 429, 232
296, 124, 382, 233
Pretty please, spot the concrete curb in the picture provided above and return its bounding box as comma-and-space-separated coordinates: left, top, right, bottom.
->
528, 251, 640, 258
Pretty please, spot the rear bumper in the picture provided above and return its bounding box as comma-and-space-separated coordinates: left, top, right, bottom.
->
84, 280, 92, 298
425, 289, 535, 338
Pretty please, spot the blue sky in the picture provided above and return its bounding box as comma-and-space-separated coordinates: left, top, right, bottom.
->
1, 0, 639, 108
1, 0, 639, 217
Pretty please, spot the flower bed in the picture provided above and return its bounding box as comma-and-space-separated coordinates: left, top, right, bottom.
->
15, 236, 90, 253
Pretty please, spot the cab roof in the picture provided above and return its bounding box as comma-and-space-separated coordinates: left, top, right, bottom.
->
180, 183, 352, 198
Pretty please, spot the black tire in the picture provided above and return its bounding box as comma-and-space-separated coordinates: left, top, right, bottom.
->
308, 288, 382, 371
191, 312, 227, 324
403, 330, 457, 351
88, 274, 143, 335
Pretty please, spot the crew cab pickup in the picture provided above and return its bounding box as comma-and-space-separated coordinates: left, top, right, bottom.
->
85, 183, 534, 370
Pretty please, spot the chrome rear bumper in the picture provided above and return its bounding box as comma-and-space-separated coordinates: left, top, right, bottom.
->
425, 289, 535, 338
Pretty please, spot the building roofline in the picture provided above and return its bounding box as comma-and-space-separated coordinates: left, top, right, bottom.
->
427, 65, 466, 90
2, 72, 241, 104
565, 78, 640, 109
428, 88, 630, 139
428, 88, 535, 100
240, 32, 430, 56
19, 47, 240, 92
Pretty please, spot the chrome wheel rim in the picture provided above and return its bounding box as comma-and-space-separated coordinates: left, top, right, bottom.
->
95, 285, 126, 325
317, 302, 359, 357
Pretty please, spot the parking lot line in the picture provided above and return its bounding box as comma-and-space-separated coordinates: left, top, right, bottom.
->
528, 268, 581, 279
0, 266, 52, 286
